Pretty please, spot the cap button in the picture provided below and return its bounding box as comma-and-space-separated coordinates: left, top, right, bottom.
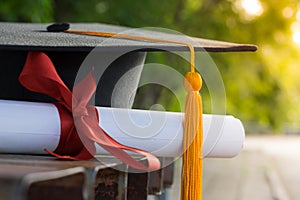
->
47, 23, 70, 32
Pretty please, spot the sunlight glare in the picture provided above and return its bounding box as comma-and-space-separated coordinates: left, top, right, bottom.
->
297, 10, 300, 21
293, 32, 300, 44
291, 21, 300, 44
241, 0, 264, 16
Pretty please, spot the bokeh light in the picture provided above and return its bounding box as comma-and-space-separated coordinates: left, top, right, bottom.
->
241, 0, 264, 16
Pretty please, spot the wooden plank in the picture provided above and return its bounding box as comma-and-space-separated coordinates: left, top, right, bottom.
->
162, 158, 175, 187
0, 162, 85, 200
0, 154, 107, 169
0, 155, 126, 200
0, 154, 155, 200
127, 172, 148, 200
26, 172, 85, 200
148, 157, 175, 195
94, 168, 125, 200
148, 169, 163, 195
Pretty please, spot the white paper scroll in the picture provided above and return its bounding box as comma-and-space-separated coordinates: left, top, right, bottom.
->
0, 100, 244, 158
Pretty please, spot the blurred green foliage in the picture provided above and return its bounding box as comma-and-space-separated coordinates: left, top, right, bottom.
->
0, 0, 53, 22
1, 0, 300, 133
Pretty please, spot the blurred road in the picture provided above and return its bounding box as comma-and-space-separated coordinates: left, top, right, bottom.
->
203, 135, 300, 200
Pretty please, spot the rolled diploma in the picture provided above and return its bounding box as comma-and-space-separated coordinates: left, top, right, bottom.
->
0, 100, 244, 158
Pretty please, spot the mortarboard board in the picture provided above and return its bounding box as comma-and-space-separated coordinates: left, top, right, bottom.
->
0, 22, 257, 52
0, 22, 257, 200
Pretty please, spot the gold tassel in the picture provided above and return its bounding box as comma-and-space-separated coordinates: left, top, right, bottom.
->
181, 70, 203, 200
61, 27, 203, 200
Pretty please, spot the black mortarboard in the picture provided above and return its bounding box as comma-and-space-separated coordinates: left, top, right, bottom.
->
0, 22, 257, 107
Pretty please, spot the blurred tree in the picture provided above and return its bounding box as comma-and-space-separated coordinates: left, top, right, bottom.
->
1, 0, 300, 133
0, 0, 53, 22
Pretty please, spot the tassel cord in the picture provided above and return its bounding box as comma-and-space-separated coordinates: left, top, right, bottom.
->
64, 30, 195, 72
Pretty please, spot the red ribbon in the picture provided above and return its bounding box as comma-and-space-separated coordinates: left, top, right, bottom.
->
19, 51, 160, 171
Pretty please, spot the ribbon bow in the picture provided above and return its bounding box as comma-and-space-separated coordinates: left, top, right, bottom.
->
19, 51, 160, 171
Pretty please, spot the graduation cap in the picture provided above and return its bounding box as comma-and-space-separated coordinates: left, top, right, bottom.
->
0, 22, 256, 104
0, 22, 257, 200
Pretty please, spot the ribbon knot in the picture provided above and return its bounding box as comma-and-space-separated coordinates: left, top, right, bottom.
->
19, 51, 160, 171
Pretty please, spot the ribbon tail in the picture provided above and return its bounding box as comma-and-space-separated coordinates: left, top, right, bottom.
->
44, 144, 94, 160
75, 112, 161, 171
44, 148, 79, 160
72, 71, 161, 171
